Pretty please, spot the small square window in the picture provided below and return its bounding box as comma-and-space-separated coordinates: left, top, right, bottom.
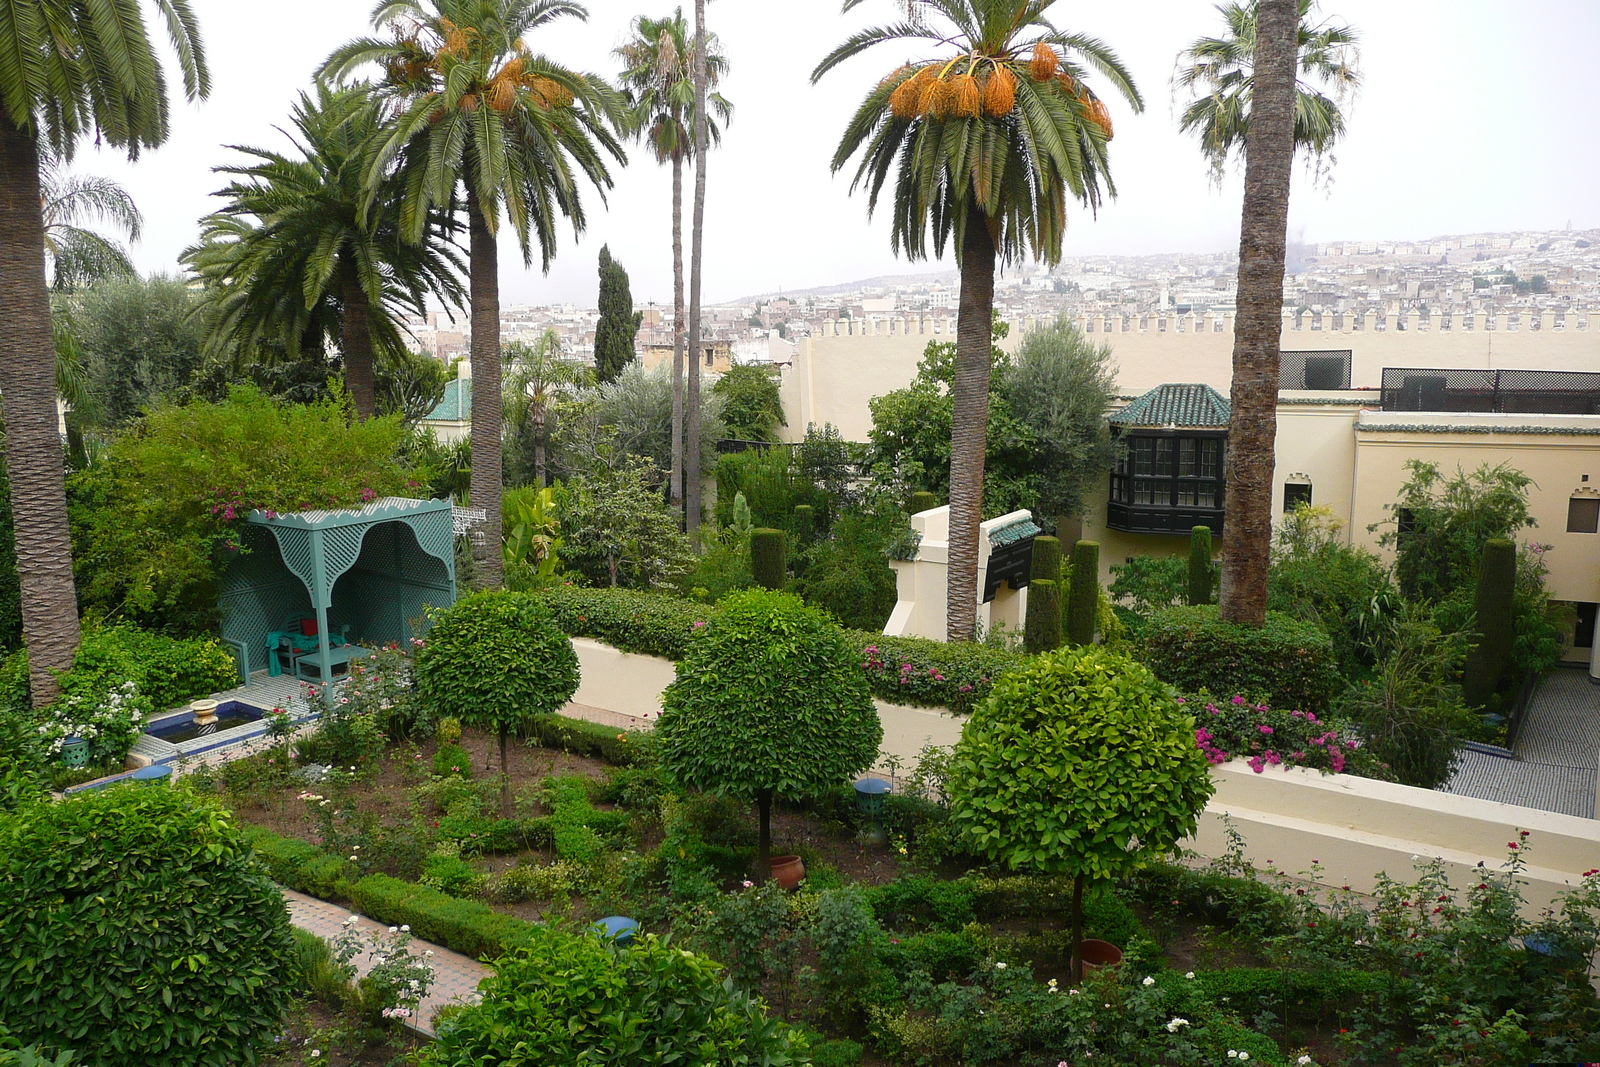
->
1567, 496, 1600, 534
1283, 483, 1313, 511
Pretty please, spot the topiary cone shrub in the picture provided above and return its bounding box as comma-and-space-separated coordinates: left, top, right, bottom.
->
1462, 537, 1517, 709
0, 787, 295, 1065
1024, 578, 1062, 654
948, 645, 1214, 982
909, 491, 938, 514
751, 528, 787, 590
1030, 535, 1062, 585
1066, 541, 1099, 647
415, 590, 581, 813
655, 589, 882, 878
1139, 605, 1340, 713
792, 504, 816, 547
1188, 526, 1214, 606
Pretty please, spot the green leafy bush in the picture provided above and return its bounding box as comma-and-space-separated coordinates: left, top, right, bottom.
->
421, 852, 485, 897
433, 743, 473, 778
0, 788, 294, 1066
423, 926, 807, 1066
657, 589, 882, 868
1140, 605, 1341, 713
949, 646, 1214, 975
524, 712, 645, 766
70, 384, 416, 632
1267, 504, 1392, 677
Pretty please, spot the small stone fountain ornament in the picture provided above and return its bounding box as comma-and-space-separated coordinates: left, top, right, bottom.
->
190, 699, 220, 736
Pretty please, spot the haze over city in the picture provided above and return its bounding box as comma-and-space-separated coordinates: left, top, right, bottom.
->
74, 0, 1600, 307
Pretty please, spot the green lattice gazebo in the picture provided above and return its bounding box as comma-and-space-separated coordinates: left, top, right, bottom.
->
218, 497, 457, 690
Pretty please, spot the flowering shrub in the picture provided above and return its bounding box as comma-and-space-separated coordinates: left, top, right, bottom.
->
38, 679, 148, 762
1185, 695, 1392, 780
1140, 606, 1341, 713
330, 917, 435, 1027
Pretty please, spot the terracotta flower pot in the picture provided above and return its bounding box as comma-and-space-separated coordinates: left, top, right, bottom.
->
769, 855, 806, 891
1077, 938, 1123, 975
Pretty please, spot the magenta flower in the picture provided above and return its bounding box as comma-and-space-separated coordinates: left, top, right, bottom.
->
1231, 695, 1246, 706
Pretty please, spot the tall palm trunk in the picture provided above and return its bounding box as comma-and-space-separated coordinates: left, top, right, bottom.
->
1218, 0, 1297, 626
946, 218, 996, 642
684, 0, 708, 536
0, 115, 82, 705
340, 262, 377, 419
466, 183, 504, 588
669, 153, 686, 512
532, 399, 547, 487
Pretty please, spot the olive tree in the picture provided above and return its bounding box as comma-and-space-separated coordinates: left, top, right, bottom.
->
656, 588, 882, 876
415, 590, 580, 813
948, 645, 1214, 980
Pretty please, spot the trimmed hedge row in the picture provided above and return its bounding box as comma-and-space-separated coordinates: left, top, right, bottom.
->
1139, 605, 1340, 713
524, 712, 646, 764
348, 875, 536, 960
242, 827, 538, 960
535, 584, 1021, 714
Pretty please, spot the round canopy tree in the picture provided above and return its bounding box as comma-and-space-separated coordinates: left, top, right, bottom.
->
948, 645, 1213, 980
656, 588, 882, 876
0, 786, 294, 1066
415, 590, 580, 812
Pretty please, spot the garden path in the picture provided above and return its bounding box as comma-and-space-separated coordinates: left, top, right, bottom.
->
282, 887, 487, 1037
1443, 666, 1599, 819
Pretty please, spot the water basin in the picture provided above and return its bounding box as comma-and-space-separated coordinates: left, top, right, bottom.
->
143, 701, 264, 744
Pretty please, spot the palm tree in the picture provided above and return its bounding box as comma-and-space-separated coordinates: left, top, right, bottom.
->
183, 85, 464, 419
814, 0, 1141, 642
322, 0, 626, 588
1176, 0, 1355, 625
503, 328, 590, 486
614, 10, 730, 514
1215, 0, 1299, 625
0, 0, 208, 704
1175, 0, 1359, 180
682, 0, 711, 537
41, 165, 143, 292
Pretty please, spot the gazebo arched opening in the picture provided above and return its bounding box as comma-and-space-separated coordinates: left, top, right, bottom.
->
218, 497, 457, 691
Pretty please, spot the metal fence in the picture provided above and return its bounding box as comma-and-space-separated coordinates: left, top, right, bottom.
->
1281, 349, 1352, 390
1380, 368, 1600, 414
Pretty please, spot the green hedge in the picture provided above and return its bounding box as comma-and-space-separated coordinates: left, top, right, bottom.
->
524, 712, 646, 765
348, 875, 537, 961
241, 824, 357, 900
242, 827, 538, 960
536, 584, 1022, 714
1139, 605, 1341, 713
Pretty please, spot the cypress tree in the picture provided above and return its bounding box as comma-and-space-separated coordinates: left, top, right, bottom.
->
594, 245, 642, 383
792, 505, 816, 547
1066, 540, 1099, 647
1462, 538, 1517, 708
909, 491, 938, 514
1031, 535, 1062, 585
1024, 578, 1061, 654
751, 528, 786, 590
1188, 526, 1214, 606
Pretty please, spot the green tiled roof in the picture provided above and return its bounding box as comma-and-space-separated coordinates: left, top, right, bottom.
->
425, 378, 471, 422
988, 517, 1042, 546
1109, 383, 1230, 428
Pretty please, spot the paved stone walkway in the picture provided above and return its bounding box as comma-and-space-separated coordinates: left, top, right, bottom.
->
283, 888, 487, 1036
1444, 666, 1600, 818
562, 700, 652, 731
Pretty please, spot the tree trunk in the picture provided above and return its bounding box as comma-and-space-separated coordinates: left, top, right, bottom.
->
1070, 872, 1085, 984
532, 401, 547, 487
0, 115, 82, 706
340, 262, 376, 419
946, 219, 997, 642
466, 183, 504, 588
498, 721, 511, 817
756, 787, 773, 878
1218, 0, 1297, 626
670, 153, 686, 512
684, 0, 709, 536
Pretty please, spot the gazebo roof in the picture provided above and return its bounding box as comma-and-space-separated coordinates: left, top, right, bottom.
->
1109, 383, 1231, 428
246, 496, 450, 530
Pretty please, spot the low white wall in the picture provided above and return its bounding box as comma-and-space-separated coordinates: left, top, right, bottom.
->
568, 638, 1600, 910
1199, 761, 1600, 914
570, 638, 964, 766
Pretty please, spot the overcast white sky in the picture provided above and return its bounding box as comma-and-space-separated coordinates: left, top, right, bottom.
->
77, 0, 1600, 308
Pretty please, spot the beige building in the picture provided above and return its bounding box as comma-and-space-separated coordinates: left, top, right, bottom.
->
640, 340, 733, 375
776, 307, 1598, 443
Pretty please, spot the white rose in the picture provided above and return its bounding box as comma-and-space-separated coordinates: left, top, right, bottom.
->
1141, 976, 1155, 987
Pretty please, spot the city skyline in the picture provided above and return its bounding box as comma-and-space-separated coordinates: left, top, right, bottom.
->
66, 0, 1600, 308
